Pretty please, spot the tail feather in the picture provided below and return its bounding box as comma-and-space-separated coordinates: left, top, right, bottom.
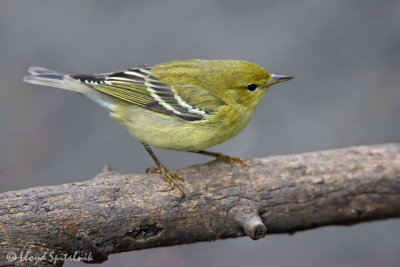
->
23, 67, 86, 93
23, 66, 115, 110
27, 66, 63, 76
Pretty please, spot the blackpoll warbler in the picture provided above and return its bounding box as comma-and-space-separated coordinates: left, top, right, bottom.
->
24, 59, 293, 196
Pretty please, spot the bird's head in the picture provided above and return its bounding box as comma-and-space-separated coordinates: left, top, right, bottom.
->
203, 60, 293, 109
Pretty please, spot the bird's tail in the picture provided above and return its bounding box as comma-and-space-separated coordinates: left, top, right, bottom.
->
23, 66, 91, 94
23, 66, 115, 110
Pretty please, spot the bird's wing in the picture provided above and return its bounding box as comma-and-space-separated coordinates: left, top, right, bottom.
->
72, 66, 224, 121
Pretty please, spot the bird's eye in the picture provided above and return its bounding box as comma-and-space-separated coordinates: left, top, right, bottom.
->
247, 84, 257, 91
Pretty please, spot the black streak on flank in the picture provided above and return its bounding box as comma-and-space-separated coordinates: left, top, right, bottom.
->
175, 113, 204, 121
146, 101, 204, 121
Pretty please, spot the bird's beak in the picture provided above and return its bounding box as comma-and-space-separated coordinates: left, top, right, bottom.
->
271, 74, 294, 84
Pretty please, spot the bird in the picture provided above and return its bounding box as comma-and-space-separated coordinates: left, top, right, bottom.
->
24, 59, 293, 196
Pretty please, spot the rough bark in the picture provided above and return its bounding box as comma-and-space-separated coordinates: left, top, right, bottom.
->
1, 143, 400, 266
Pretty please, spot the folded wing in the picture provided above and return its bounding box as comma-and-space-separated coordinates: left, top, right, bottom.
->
72, 66, 224, 121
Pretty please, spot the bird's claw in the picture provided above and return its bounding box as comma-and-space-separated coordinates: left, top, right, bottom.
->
214, 153, 247, 167
146, 164, 185, 197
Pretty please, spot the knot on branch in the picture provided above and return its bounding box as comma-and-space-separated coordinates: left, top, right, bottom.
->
228, 200, 267, 240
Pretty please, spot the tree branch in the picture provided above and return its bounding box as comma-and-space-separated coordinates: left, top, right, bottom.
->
1, 143, 400, 266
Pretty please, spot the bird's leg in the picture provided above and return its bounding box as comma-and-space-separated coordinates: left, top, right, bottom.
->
194, 150, 247, 167
143, 144, 185, 197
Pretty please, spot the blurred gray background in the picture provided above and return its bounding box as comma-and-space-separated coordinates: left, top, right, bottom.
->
1, 0, 399, 266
